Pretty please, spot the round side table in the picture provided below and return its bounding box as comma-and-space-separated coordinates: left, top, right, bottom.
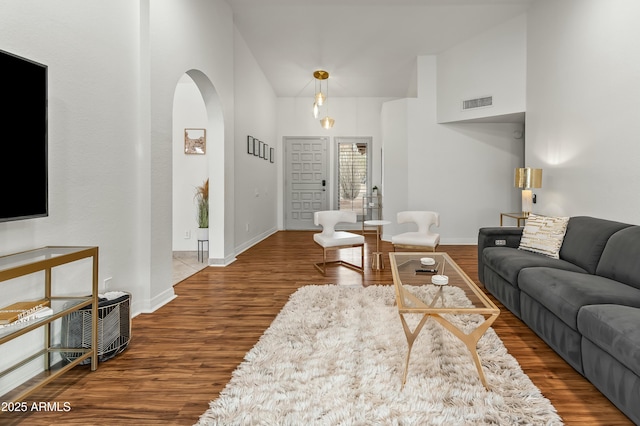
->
364, 219, 391, 270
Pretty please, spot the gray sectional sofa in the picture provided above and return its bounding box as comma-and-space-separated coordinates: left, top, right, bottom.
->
477, 216, 640, 424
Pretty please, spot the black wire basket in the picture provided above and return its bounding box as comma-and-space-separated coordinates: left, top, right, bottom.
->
61, 292, 131, 365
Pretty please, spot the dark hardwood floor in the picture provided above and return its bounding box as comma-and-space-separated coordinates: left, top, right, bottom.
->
2, 231, 633, 425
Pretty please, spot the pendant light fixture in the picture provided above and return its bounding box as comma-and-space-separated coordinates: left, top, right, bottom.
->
312, 70, 335, 129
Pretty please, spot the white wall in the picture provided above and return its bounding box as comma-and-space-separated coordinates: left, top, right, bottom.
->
381, 99, 412, 223
382, 56, 524, 243
526, 0, 640, 223
233, 28, 279, 253
0, 0, 145, 395
0, 0, 240, 315
437, 14, 527, 123
0, 1, 144, 306
149, 0, 235, 271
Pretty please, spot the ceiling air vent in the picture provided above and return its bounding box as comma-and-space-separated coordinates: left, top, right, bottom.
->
462, 96, 493, 110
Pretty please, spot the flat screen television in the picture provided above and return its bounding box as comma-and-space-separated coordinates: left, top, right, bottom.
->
0, 49, 48, 222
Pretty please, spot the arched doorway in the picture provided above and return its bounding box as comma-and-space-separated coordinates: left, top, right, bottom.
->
171, 70, 224, 269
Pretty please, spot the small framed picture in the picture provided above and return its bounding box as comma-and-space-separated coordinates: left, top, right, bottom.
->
263, 143, 268, 160
253, 138, 260, 156
185, 128, 206, 154
247, 136, 254, 155
270, 147, 275, 163
259, 140, 264, 158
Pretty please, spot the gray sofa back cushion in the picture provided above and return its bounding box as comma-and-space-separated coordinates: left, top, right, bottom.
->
596, 226, 640, 290
559, 216, 632, 274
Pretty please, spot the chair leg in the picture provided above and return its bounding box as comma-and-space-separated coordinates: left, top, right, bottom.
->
314, 245, 364, 274
314, 248, 328, 275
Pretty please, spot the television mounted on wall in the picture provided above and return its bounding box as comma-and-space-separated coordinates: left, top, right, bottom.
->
0, 49, 48, 222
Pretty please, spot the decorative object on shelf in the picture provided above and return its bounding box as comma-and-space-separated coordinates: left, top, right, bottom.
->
431, 260, 448, 285
184, 128, 206, 155
312, 70, 335, 129
515, 167, 542, 216
0, 299, 50, 325
420, 257, 435, 266
195, 178, 209, 241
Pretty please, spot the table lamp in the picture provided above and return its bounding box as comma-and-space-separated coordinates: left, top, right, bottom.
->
515, 167, 542, 216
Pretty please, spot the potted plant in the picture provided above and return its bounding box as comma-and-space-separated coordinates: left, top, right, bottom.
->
195, 178, 209, 241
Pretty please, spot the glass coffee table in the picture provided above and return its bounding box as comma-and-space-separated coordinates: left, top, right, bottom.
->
389, 252, 500, 389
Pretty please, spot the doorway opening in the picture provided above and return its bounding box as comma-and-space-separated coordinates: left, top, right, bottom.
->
171, 70, 224, 271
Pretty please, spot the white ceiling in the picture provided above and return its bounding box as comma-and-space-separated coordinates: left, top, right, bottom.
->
226, 0, 534, 98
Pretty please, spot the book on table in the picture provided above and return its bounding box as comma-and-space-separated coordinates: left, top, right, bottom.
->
0, 299, 51, 324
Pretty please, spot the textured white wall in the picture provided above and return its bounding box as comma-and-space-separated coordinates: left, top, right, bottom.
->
0, 0, 144, 305
149, 0, 235, 271
233, 28, 279, 252
382, 56, 523, 244
437, 14, 527, 123
526, 0, 640, 223
0, 0, 240, 316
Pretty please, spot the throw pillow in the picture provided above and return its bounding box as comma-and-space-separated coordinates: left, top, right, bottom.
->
518, 214, 570, 259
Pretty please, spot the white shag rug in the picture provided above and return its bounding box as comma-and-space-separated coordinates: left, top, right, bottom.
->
196, 285, 563, 425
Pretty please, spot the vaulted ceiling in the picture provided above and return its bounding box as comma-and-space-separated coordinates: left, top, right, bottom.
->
226, 0, 534, 98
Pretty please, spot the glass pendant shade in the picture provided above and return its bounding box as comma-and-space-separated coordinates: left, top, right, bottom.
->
312, 70, 334, 129
320, 116, 335, 129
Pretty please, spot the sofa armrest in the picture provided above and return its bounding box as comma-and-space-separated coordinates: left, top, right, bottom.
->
477, 227, 524, 283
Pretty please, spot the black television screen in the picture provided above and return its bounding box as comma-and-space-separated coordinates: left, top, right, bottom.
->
0, 49, 48, 222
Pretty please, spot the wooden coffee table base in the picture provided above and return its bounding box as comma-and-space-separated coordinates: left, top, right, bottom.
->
390, 252, 501, 391
398, 306, 499, 390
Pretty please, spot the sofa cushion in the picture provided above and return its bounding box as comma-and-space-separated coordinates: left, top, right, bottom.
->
518, 214, 569, 259
559, 216, 632, 274
518, 267, 640, 330
483, 247, 586, 288
596, 226, 640, 290
578, 304, 640, 376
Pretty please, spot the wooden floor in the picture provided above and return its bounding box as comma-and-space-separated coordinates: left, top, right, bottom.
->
3, 231, 632, 425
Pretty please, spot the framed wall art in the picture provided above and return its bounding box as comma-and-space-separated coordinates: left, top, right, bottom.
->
247, 135, 254, 155
185, 128, 206, 155
270, 147, 275, 163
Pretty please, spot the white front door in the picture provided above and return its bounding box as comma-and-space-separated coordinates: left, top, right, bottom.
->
284, 136, 329, 230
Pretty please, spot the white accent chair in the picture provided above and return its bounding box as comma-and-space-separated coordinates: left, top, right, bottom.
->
391, 211, 440, 252
313, 210, 365, 275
